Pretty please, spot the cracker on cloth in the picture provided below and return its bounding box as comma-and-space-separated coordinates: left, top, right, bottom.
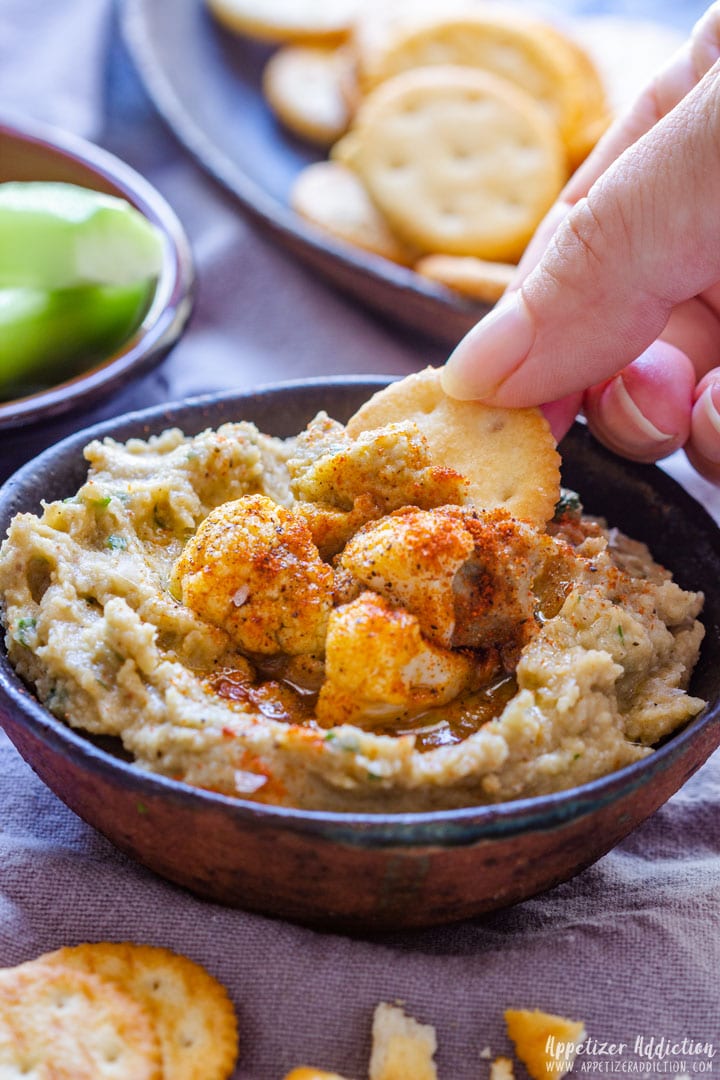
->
283, 1070, 354, 1080
505, 1007, 587, 1080
346, 366, 561, 525
40, 941, 239, 1080
0, 961, 162, 1079
369, 1001, 438, 1080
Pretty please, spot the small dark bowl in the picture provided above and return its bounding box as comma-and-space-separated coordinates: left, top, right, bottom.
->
0, 114, 194, 432
1, 379, 719, 931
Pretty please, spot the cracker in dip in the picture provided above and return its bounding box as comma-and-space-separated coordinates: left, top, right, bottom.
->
0, 372, 705, 812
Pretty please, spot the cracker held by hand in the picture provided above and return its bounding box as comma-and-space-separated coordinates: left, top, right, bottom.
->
40, 941, 239, 1080
0, 961, 162, 1079
346, 366, 561, 524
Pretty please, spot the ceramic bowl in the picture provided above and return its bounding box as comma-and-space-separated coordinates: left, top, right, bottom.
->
1, 379, 719, 931
0, 114, 194, 432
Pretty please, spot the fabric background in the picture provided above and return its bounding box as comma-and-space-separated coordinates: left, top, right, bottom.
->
0, 2, 718, 1076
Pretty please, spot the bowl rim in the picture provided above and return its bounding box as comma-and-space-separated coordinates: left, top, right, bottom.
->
1, 376, 719, 844
0, 112, 195, 432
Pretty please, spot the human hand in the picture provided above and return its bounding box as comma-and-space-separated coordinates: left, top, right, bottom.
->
441, 2, 720, 483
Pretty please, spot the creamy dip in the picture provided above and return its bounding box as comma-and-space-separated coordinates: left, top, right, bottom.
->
0, 415, 706, 812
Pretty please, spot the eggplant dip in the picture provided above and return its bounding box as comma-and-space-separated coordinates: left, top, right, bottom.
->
0, 382, 705, 812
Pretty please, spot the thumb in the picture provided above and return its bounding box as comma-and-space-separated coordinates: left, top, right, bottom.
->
442, 63, 720, 408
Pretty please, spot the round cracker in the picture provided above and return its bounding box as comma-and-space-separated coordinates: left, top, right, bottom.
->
263, 45, 353, 146
414, 254, 515, 303
206, 0, 362, 44
336, 65, 565, 260
353, 8, 582, 144
291, 161, 415, 264
534, 22, 610, 169
0, 961, 162, 1079
351, 0, 465, 78
40, 942, 239, 1080
346, 366, 560, 525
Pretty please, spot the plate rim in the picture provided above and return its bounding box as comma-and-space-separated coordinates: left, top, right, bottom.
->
118, 0, 485, 340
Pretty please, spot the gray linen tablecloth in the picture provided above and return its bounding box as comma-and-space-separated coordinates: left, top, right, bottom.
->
0, 2, 718, 1077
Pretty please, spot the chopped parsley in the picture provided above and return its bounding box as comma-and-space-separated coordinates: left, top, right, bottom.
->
553, 488, 583, 521
106, 534, 127, 551
14, 617, 37, 646
46, 683, 69, 716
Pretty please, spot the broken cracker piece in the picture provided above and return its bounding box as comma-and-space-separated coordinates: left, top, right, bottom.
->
491, 1056, 516, 1080
369, 1001, 438, 1080
505, 1008, 586, 1080
283, 1070, 355, 1080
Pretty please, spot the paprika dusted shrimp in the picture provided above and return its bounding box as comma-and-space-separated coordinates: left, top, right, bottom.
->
170, 494, 333, 656
341, 505, 574, 664
316, 591, 474, 728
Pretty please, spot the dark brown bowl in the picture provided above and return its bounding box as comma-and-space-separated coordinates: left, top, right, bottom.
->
1, 379, 719, 931
0, 114, 194, 432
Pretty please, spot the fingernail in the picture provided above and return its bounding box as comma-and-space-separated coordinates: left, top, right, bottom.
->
692, 383, 720, 464
442, 291, 536, 401
600, 373, 674, 444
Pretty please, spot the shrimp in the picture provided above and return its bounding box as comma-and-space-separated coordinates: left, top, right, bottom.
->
170, 494, 333, 656
340, 505, 577, 665
340, 506, 474, 648
316, 591, 474, 729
